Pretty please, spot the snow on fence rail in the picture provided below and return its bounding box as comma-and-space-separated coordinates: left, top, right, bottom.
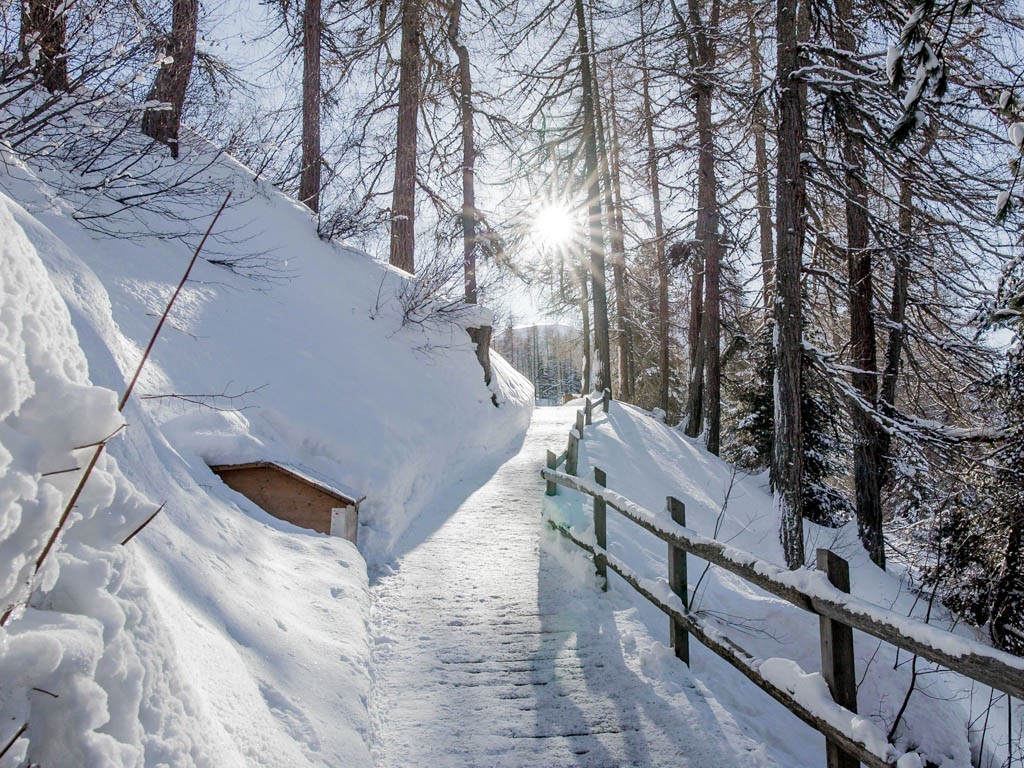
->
541, 395, 1024, 768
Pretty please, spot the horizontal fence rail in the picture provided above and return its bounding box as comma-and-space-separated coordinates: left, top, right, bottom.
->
541, 394, 1023, 768
546, 518, 894, 768
541, 468, 1024, 702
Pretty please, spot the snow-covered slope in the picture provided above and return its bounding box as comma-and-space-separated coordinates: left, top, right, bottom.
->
0, 132, 531, 766
546, 401, 1018, 768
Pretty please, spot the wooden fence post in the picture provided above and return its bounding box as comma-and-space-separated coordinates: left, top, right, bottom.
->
546, 450, 557, 496
594, 468, 608, 591
602, 388, 611, 413
817, 549, 858, 768
668, 496, 689, 664
576, 409, 585, 438
585, 397, 593, 425
566, 431, 579, 476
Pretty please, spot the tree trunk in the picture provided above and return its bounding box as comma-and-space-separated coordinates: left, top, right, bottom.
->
639, 12, 670, 416
592, 50, 629, 399
678, 0, 721, 450
299, 0, 322, 212
20, 0, 68, 92
695, 81, 722, 455
685, 252, 705, 434
573, 0, 611, 396
835, 0, 883, 568
447, 0, 477, 303
749, 17, 774, 313
390, 0, 423, 273
141, 0, 199, 158
608, 71, 635, 398
773, 0, 806, 569
879, 130, 934, 485
578, 259, 592, 391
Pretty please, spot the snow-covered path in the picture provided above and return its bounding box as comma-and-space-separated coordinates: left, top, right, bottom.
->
369, 406, 749, 768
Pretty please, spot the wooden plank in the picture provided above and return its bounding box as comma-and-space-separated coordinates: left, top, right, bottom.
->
540, 467, 1024, 700
545, 450, 557, 496
818, 549, 859, 768
667, 496, 689, 664
565, 433, 579, 477
545, 519, 897, 768
576, 409, 585, 439
602, 388, 611, 413
585, 397, 593, 426
594, 468, 608, 591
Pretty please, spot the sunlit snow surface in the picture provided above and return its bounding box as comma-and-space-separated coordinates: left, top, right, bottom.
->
371, 406, 767, 767
0, 126, 530, 766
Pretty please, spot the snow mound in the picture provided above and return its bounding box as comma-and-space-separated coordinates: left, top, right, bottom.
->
0, 112, 530, 765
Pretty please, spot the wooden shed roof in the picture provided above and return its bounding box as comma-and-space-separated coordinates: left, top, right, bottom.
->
208, 461, 365, 506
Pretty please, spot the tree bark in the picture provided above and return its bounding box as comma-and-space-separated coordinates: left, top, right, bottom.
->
640, 6, 670, 416
835, 0, 883, 568
685, 251, 705, 434
749, 17, 774, 313
299, 0, 322, 212
390, 0, 423, 273
773, 0, 806, 569
879, 130, 934, 485
592, 50, 629, 399
607, 67, 635, 400
573, 0, 611, 396
677, 0, 721, 451
578, 259, 592, 391
447, 0, 477, 303
141, 0, 199, 159
696, 79, 722, 454
20, 0, 68, 92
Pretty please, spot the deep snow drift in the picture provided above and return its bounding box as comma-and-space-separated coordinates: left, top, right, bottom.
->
545, 400, 1022, 768
0, 128, 531, 766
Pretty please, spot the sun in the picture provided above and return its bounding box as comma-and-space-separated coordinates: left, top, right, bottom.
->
533, 204, 576, 248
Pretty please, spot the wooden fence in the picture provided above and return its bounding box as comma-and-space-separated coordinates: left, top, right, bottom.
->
542, 394, 1024, 768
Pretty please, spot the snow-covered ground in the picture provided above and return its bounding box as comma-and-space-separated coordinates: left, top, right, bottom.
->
548, 399, 1022, 768
371, 406, 769, 767
0, 124, 531, 765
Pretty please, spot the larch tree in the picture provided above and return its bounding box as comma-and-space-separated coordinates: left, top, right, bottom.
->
390, 0, 424, 273
833, 0, 884, 566
299, 0, 322, 212
20, 0, 68, 92
773, 0, 807, 569
638, 4, 670, 416
142, 0, 199, 158
675, 0, 724, 455
447, 0, 477, 303
573, 0, 612, 395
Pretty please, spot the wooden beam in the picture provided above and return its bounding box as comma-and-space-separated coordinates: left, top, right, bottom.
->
668, 496, 689, 664
594, 468, 608, 590
818, 549, 859, 768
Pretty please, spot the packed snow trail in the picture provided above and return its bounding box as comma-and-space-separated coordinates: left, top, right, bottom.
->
370, 406, 751, 767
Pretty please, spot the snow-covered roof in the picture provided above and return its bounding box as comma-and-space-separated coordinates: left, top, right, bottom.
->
209, 460, 366, 506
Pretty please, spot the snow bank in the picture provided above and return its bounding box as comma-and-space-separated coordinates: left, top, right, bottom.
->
0, 144, 531, 560
545, 400, 1021, 768
0, 196, 214, 766
0, 110, 529, 765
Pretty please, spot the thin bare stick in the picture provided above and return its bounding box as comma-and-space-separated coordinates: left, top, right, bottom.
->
71, 423, 127, 451
0, 193, 231, 628
40, 467, 81, 477
118, 191, 232, 411
0, 723, 27, 760
120, 503, 166, 546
